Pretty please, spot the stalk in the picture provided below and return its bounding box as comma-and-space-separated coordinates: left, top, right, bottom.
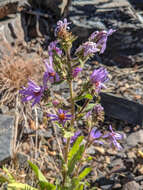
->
62, 47, 75, 187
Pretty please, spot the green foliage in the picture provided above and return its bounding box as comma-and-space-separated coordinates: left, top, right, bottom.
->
2, 167, 15, 183
28, 161, 56, 190
0, 167, 37, 190
78, 167, 91, 181
68, 144, 84, 175
68, 136, 84, 162
7, 183, 38, 190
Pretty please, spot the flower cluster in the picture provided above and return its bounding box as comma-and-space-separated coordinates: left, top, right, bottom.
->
89, 29, 116, 54
43, 57, 60, 86
90, 67, 109, 93
20, 40, 62, 107
55, 18, 71, 36
103, 125, 122, 150
19, 80, 44, 107
90, 126, 122, 150
48, 41, 62, 57
76, 41, 99, 57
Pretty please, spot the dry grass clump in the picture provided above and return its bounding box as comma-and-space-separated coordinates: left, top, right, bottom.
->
0, 55, 44, 105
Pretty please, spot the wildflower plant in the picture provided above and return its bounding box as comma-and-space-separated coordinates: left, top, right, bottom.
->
0, 19, 122, 190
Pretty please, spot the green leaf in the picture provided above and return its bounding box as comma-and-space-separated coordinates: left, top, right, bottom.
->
0, 174, 10, 183
84, 93, 93, 100
28, 161, 47, 182
38, 181, 56, 190
7, 182, 37, 190
68, 136, 84, 161
28, 161, 56, 190
3, 167, 15, 183
77, 184, 84, 190
79, 59, 84, 67
78, 167, 91, 181
84, 103, 95, 112
68, 145, 84, 175
75, 93, 92, 102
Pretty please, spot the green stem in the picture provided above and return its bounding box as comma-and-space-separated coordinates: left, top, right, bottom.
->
62, 48, 75, 187
62, 137, 71, 186
74, 126, 92, 176
76, 99, 90, 117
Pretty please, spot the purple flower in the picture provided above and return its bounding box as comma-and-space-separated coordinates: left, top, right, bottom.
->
103, 125, 122, 150
64, 131, 81, 144
47, 109, 72, 125
72, 67, 82, 78
90, 67, 108, 93
55, 18, 71, 36
48, 41, 62, 57
20, 80, 44, 107
70, 131, 81, 144
86, 104, 104, 118
93, 104, 104, 114
90, 128, 103, 144
43, 56, 60, 86
76, 41, 99, 57
89, 29, 115, 54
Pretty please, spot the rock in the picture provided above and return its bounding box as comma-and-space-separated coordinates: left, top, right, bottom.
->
0, 14, 24, 60
37, 128, 53, 138
28, 0, 69, 17
129, 0, 143, 9
112, 183, 122, 189
86, 145, 95, 154
0, 114, 14, 165
96, 176, 114, 187
126, 130, 143, 147
122, 181, 140, 190
70, 0, 143, 68
0, 105, 9, 114
135, 175, 143, 182
0, 0, 19, 19
100, 184, 113, 190
111, 158, 124, 168
16, 152, 29, 169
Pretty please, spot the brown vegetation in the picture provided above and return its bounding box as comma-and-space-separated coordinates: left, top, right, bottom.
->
0, 55, 44, 105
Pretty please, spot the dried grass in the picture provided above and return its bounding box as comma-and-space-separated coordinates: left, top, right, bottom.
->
0, 55, 44, 105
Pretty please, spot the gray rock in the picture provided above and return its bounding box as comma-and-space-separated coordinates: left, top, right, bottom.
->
37, 128, 53, 138
111, 158, 124, 167
129, 0, 143, 9
135, 175, 143, 182
122, 181, 140, 190
86, 145, 95, 154
100, 184, 113, 190
126, 130, 143, 147
28, 0, 69, 17
70, 0, 143, 69
16, 153, 29, 169
0, 14, 24, 60
0, 114, 14, 165
0, 0, 18, 6
0, 105, 9, 114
